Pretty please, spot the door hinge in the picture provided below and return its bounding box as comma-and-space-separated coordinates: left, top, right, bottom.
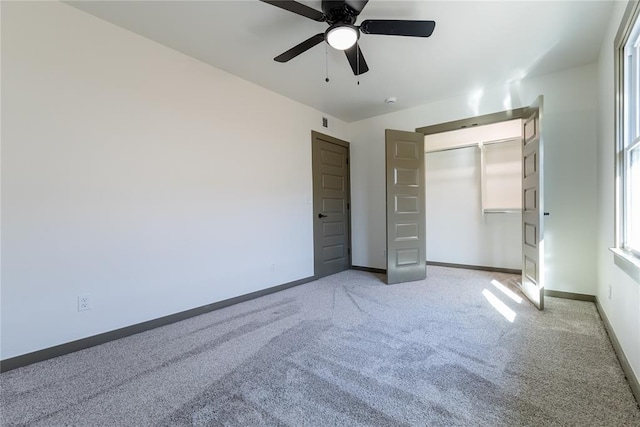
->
346, 158, 349, 165
348, 248, 351, 255
347, 203, 350, 210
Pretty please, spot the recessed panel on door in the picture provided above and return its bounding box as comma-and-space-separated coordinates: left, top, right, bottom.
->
321, 150, 344, 168
397, 248, 420, 266
524, 188, 537, 211
524, 117, 536, 144
396, 223, 419, 241
395, 195, 419, 214
322, 198, 344, 213
395, 141, 419, 160
524, 152, 537, 178
321, 173, 344, 191
323, 221, 345, 237
323, 244, 345, 262
524, 223, 537, 249
524, 256, 537, 283
395, 168, 420, 186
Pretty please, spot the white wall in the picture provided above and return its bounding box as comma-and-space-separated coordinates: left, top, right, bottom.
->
1, 2, 348, 360
2, 1, 624, 373
596, 0, 640, 388
349, 63, 599, 296
426, 148, 522, 269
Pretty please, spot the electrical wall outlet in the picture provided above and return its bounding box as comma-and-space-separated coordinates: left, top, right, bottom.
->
78, 294, 92, 312
270, 264, 276, 272
608, 284, 612, 300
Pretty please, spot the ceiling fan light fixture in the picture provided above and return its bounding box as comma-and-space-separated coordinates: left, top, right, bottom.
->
326, 25, 359, 50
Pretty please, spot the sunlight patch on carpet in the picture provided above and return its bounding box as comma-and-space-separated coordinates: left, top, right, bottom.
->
491, 279, 523, 304
482, 289, 516, 322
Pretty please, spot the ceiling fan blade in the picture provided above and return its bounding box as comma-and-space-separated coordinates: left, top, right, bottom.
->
259, 0, 326, 22
274, 33, 325, 63
360, 20, 436, 37
344, 43, 369, 75
345, 0, 369, 14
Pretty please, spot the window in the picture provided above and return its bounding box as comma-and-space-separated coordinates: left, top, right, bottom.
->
616, 1, 640, 260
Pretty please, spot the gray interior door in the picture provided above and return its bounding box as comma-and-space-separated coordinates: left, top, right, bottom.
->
385, 129, 426, 284
312, 131, 351, 278
521, 96, 545, 309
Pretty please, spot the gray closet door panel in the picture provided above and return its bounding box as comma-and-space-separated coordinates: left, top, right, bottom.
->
385, 129, 426, 284
521, 96, 545, 309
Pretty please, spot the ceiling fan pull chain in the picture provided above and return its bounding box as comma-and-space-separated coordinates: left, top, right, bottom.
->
356, 41, 360, 85
325, 44, 330, 83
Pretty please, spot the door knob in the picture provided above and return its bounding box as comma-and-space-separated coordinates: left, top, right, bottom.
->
318, 213, 328, 218
544, 212, 550, 216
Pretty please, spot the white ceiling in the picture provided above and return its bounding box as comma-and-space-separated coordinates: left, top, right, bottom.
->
66, 0, 614, 122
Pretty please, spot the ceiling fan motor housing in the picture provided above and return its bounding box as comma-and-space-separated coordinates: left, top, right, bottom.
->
322, 0, 359, 25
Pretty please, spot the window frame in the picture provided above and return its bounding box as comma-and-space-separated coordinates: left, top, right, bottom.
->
623, 12, 640, 257
614, 0, 640, 275
624, 140, 640, 256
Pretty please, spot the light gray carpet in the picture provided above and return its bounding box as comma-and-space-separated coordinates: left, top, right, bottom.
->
1, 266, 639, 426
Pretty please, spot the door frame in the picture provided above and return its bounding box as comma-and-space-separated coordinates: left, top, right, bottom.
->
415, 106, 541, 302
415, 108, 527, 136
311, 130, 352, 278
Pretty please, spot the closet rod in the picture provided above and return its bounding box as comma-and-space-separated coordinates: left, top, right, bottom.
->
482, 209, 522, 214
425, 136, 521, 154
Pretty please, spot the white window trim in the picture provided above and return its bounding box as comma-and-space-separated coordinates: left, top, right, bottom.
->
623, 138, 640, 257
613, 0, 640, 282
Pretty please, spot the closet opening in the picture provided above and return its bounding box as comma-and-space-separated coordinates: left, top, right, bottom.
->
422, 117, 523, 274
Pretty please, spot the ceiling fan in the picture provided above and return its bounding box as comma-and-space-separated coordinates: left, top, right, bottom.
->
259, 0, 436, 75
